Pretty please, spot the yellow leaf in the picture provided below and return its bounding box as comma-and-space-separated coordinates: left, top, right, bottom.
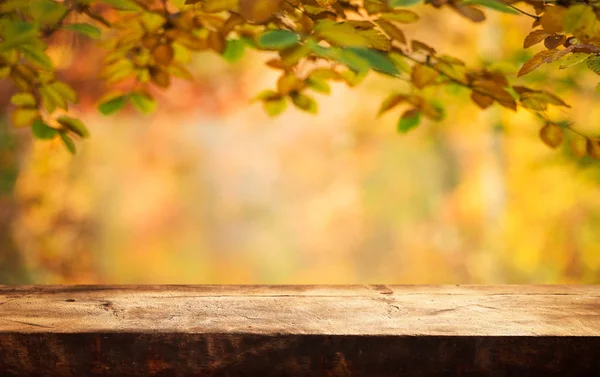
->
11, 107, 38, 128
142, 34, 161, 50
380, 10, 419, 23
375, 19, 406, 44
207, 31, 226, 53
358, 28, 391, 51
570, 137, 587, 158
450, 4, 485, 22
277, 73, 303, 95
378, 93, 407, 116
239, 0, 281, 23
517, 48, 572, 77
10, 92, 36, 107
587, 138, 600, 158
411, 64, 438, 89
471, 91, 494, 109
201, 0, 239, 13
472, 80, 516, 110
539, 123, 563, 149
523, 30, 549, 48
152, 43, 175, 66
540, 6, 566, 34
279, 44, 311, 68
149, 67, 171, 88
315, 21, 370, 47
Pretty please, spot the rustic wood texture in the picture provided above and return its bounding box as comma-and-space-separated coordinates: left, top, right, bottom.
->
1, 285, 599, 376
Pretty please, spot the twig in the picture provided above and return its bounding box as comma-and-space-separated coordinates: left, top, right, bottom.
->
507, 4, 540, 20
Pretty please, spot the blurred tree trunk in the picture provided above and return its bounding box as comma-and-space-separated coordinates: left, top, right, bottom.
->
0, 119, 30, 284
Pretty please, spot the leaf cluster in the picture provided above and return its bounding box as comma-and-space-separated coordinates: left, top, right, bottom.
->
0, 0, 599, 157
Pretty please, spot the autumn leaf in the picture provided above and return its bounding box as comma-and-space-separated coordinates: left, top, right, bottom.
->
411, 64, 438, 89
152, 44, 175, 66
543, 34, 566, 50
539, 123, 563, 149
239, 0, 282, 23
587, 138, 600, 159
378, 93, 407, 117
471, 91, 494, 109
523, 30, 549, 49
450, 4, 485, 22
517, 47, 573, 77
540, 6, 567, 34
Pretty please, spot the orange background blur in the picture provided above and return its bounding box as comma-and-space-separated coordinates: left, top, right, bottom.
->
1, 9, 600, 284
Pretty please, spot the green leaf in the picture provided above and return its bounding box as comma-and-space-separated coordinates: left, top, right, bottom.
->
222, 39, 245, 62
257, 30, 300, 50
129, 92, 157, 114
462, 0, 520, 14
98, 95, 127, 115
0, 21, 39, 52
32, 118, 58, 140
388, 0, 421, 7
59, 132, 76, 154
57, 116, 89, 138
63, 23, 102, 39
397, 108, 420, 133
347, 48, 399, 76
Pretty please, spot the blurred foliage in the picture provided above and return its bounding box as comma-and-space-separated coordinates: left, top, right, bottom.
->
1, 0, 600, 284
0, 0, 599, 156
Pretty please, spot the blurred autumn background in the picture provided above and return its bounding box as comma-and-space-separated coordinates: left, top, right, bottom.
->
1, 7, 600, 285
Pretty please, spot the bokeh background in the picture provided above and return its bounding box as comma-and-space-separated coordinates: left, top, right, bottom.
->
1, 8, 600, 285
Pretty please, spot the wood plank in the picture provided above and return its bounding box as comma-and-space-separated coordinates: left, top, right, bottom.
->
1, 285, 599, 376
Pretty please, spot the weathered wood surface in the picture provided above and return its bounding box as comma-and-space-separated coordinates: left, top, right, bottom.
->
1, 285, 599, 376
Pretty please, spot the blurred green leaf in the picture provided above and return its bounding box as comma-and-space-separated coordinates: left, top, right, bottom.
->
59, 132, 76, 154
397, 108, 421, 133
98, 95, 127, 115
348, 48, 399, 76
32, 118, 58, 140
63, 23, 102, 39
257, 30, 300, 50
57, 116, 89, 138
389, 0, 421, 7
129, 92, 156, 114
222, 39, 245, 62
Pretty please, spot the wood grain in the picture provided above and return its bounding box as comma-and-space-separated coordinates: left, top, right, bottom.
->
1, 285, 599, 376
